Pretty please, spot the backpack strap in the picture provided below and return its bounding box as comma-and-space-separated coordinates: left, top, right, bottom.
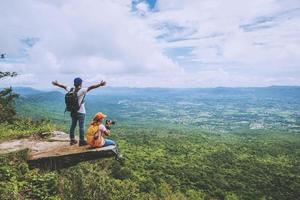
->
80, 94, 86, 106
77, 87, 86, 106
77, 94, 86, 112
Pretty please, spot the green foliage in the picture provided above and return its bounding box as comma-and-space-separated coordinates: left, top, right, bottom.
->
1, 86, 300, 199
0, 87, 19, 123
0, 71, 18, 123
0, 126, 299, 199
0, 71, 17, 78
22, 170, 59, 200
111, 161, 133, 180
60, 162, 139, 200
0, 119, 56, 141
0, 150, 60, 200
54, 126, 300, 200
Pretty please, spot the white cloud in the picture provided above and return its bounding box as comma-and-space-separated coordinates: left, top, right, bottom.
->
0, 0, 299, 88
0, 0, 180, 88
148, 0, 300, 86
135, 2, 149, 15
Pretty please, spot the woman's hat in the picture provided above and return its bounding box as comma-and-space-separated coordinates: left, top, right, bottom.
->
94, 112, 107, 121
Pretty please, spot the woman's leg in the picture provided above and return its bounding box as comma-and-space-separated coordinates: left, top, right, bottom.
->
102, 139, 116, 147
102, 139, 122, 161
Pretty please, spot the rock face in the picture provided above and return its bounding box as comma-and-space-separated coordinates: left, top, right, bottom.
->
0, 131, 117, 170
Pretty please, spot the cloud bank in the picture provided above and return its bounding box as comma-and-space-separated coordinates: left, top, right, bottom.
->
0, 0, 299, 88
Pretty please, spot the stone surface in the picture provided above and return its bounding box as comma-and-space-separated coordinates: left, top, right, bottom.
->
0, 131, 117, 170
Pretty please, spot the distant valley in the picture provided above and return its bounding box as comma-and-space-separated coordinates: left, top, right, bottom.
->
14, 86, 300, 133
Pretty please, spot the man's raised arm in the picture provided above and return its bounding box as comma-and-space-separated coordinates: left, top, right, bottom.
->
87, 80, 106, 92
52, 80, 67, 91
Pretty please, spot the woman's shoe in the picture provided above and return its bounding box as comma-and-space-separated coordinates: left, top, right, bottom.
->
115, 153, 123, 162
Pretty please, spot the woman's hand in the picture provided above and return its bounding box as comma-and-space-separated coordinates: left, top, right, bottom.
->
93, 132, 100, 140
103, 129, 110, 136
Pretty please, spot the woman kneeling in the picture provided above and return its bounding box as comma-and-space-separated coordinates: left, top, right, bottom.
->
86, 112, 116, 148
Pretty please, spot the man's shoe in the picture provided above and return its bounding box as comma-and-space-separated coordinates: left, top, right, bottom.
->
79, 140, 88, 146
70, 139, 78, 146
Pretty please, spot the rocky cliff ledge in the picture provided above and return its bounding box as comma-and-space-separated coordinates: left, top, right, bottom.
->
0, 131, 117, 170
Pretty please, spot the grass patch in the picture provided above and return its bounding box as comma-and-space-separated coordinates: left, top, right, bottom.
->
0, 119, 56, 141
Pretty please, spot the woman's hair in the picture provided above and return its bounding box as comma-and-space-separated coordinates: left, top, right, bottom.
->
90, 112, 106, 125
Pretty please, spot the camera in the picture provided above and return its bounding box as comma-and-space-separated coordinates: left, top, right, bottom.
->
106, 120, 116, 125
105, 119, 116, 130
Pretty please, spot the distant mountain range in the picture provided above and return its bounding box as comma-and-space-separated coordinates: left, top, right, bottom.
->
13, 86, 300, 95
10, 87, 44, 96
10, 86, 300, 98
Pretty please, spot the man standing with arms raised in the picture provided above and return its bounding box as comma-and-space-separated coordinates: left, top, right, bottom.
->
52, 78, 106, 146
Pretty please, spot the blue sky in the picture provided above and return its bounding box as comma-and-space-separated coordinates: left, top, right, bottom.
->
0, 0, 299, 88
132, 0, 156, 10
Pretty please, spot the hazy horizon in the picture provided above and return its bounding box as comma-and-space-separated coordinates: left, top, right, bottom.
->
8, 84, 300, 91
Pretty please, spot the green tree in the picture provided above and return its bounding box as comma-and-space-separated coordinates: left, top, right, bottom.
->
0, 71, 19, 123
